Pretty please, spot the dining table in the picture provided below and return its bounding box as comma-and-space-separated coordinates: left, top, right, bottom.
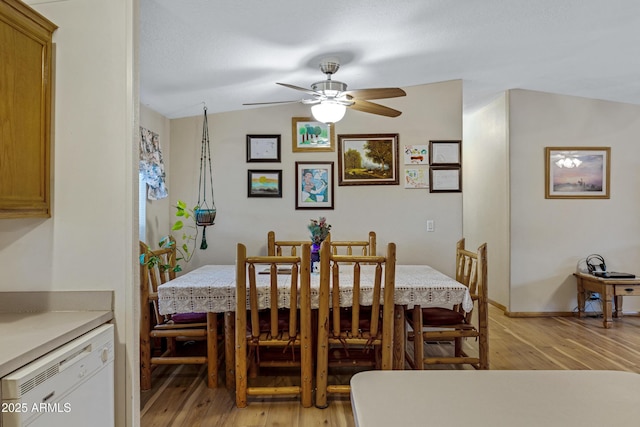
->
158, 264, 472, 389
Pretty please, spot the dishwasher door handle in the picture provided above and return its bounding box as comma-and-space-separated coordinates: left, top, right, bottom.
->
59, 343, 92, 371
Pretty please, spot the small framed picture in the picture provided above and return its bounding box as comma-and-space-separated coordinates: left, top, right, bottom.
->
295, 161, 334, 209
246, 134, 281, 162
337, 134, 400, 186
429, 166, 461, 192
247, 169, 282, 198
429, 140, 461, 166
545, 147, 610, 199
291, 117, 335, 152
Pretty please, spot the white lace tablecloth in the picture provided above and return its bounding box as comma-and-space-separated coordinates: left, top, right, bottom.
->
158, 264, 473, 315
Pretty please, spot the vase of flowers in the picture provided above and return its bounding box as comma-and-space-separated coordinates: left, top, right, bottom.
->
308, 217, 331, 271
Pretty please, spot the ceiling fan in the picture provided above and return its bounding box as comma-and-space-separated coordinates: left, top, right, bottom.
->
243, 60, 406, 123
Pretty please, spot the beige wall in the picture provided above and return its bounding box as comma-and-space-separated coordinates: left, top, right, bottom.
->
167, 80, 464, 276
464, 88, 640, 314
508, 89, 640, 313
0, 0, 138, 425
462, 93, 511, 308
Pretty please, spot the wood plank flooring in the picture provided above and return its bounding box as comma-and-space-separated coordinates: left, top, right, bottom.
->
141, 305, 640, 426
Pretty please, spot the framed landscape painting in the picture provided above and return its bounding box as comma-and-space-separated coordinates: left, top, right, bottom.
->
247, 169, 282, 198
545, 147, 610, 199
337, 134, 399, 186
291, 117, 335, 152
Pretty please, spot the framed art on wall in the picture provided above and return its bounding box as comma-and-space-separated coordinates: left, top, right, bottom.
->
295, 161, 334, 209
404, 144, 429, 165
337, 133, 399, 186
429, 140, 461, 166
291, 117, 335, 152
404, 168, 429, 189
247, 169, 282, 197
246, 134, 281, 162
545, 147, 610, 199
429, 166, 461, 192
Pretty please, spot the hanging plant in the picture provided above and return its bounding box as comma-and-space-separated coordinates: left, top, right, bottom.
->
195, 105, 217, 249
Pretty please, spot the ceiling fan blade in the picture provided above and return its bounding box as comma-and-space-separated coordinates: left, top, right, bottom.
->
243, 100, 301, 106
276, 82, 319, 96
344, 87, 406, 100
349, 99, 402, 117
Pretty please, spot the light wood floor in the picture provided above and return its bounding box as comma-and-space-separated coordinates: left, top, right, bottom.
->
140, 305, 640, 426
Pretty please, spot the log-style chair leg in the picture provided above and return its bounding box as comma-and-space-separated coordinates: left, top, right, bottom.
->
412, 306, 423, 370
207, 313, 218, 388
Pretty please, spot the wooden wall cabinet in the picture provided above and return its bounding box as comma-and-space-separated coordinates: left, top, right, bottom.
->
0, 0, 57, 218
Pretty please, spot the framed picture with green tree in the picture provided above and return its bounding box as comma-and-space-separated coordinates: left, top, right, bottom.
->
291, 117, 335, 152
337, 134, 399, 186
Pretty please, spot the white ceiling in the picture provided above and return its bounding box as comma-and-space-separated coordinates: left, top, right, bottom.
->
139, 0, 640, 119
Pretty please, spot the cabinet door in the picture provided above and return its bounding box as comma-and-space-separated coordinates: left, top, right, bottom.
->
0, 0, 57, 218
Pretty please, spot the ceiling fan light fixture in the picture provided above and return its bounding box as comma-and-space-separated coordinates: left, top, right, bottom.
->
311, 101, 346, 123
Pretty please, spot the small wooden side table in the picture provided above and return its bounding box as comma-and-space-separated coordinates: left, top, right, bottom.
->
574, 272, 640, 328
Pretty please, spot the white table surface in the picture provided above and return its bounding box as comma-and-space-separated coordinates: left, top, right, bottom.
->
158, 264, 472, 315
350, 370, 640, 427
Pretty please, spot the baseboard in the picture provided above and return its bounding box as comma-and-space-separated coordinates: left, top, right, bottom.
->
489, 299, 640, 318
488, 299, 506, 312
503, 309, 640, 318
504, 311, 575, 318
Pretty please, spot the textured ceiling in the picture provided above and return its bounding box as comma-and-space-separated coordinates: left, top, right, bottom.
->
139, 0, 640, 119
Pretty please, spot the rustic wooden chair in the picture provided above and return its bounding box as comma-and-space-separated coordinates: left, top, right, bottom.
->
315, 240, 396, 408
405, 238, 488, 370
266, 230, 310, 256
139, 238, 218, 390
330, 231, 376, 257
235, 242, 313, 408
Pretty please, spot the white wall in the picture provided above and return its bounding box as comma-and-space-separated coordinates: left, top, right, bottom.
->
168, 80, 464, 276
1, 1, 137, 425
140, 105, 171, 246
462, 93, 511, 308
509, 89, 640, 313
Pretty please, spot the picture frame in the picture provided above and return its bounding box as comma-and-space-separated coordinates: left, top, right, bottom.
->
429, 166, 461, 192
429, 140, 461, 166
337, 133, 400, 186
545, 147, 610, 199
295, 161, 334, 210
246, 134, 281, 162
247, 169, 282, 198
291, 117, 335, 152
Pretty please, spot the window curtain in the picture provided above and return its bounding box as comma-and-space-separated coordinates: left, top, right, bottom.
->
139, 127, 168, 200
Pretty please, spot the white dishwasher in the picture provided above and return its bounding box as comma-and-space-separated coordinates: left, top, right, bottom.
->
1, 324, 114, 427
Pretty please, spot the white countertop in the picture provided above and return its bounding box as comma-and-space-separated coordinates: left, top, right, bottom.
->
350, 370, 640, 427
0, 291, 113, 378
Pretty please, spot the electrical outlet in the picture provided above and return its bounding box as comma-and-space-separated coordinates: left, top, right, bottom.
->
427, 220, 434, 232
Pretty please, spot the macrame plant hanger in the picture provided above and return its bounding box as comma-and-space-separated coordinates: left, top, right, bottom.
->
195, 105, 216, 249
